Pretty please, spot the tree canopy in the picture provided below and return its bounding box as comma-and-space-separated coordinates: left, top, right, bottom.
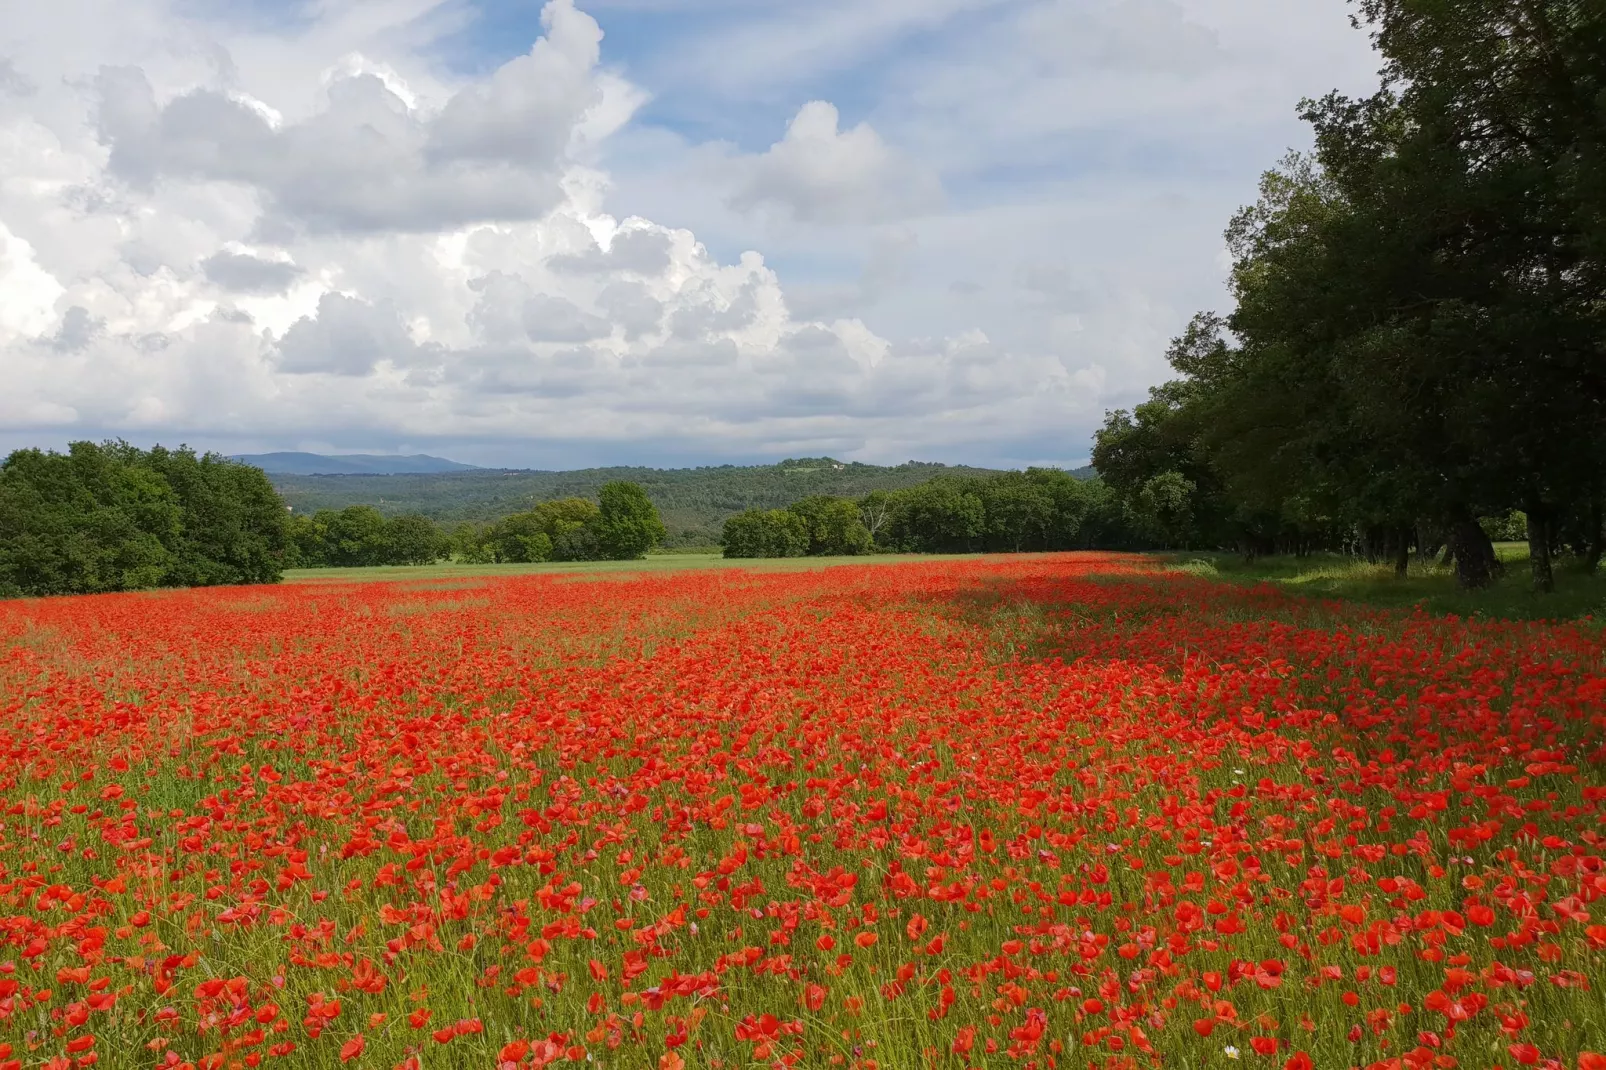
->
1092, 0, 1606, 590
0, 442, 289, 597
286, 484, 670, 568
720, 469, 1125, 559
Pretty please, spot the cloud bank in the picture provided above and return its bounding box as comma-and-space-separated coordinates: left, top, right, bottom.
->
0, 0, 1379, 466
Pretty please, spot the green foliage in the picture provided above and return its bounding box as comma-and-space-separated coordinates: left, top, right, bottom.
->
447, 522, 498, 565
876, 470, 1104, 554
291, 506, 448, 568
493, 516, 556, 565
595, 481, 668, 560
1135, 471, 1197, 549
1481, 511, 1529, 544
721, 509, 809, 559
139, 445, 288, 586
882, 479, 986, 553
378, 487, 664, 567
263, 458, 1036, 548
1091, 1, 1606, 590
0, 441, 289, 597
724, 468, 1114, 559
384, 514, 448, 566
786, 496, 871, 556
527, 498, 603, 562
325, 506, 389, 567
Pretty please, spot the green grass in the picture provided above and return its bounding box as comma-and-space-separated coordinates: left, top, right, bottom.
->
283, 552, 983, 584
1166, 543, 1606, 621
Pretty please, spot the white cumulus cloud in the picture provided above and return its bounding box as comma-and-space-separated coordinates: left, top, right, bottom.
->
0, 0, 1379, 467
730, 101, 943, 225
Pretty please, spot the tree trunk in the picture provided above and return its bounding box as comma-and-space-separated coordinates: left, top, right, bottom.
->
1588, 492, 1603, 575
1525, 499, 1554, 593
1416, 522, 1442, 563
1448, 519, 1498, 590
1394, 526, 1411, 579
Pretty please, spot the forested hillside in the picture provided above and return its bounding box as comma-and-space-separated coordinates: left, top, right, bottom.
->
269, 458, 1071, 547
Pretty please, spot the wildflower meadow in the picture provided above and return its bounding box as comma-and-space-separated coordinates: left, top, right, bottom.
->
0, 554, 1601, 1070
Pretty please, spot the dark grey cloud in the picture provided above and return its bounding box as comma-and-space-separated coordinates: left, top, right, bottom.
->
95, 70, 566, 233
201, 250, 303, 293
521, 293, 611, 342
466, 271, 537, 344
668, 279, 760, 339
639, 336, 740, 368
49, 306, 102, 352
447, 345, 610, 398
0, 57, 36, 96
551, 228, 674, 275
1015, 261, 1093, 310
276, 293, 419, 375
756, 326, 864, 414
596, 281, 663, 340
466, 271, 610, 344
90, 6, 605, 235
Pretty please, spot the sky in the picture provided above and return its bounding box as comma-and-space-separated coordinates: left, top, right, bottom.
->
0, 0, 1381, 470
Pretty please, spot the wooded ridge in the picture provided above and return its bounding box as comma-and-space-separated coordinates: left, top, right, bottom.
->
265, 459, 1079, 548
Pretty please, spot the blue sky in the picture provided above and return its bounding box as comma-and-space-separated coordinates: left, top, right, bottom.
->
0, 0, 1380, 469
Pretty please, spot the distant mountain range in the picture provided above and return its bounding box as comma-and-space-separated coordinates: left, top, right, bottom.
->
231, 452, 481, 475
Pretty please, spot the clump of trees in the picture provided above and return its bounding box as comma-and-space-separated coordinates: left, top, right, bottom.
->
0, 441, 288, 597
722, 495, 876, 559
722, 469, 1129, 558
290, 481, 667, 567
1092, 0, 1605, 591
0, 453, 669, 590
286, 507, 449, 568
722, 509, 810, 558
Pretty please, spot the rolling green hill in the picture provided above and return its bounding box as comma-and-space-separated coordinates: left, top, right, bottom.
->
269, 458, 1091, 547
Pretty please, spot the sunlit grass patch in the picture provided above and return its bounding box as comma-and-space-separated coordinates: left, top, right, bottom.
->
1167, 547, 1606, 622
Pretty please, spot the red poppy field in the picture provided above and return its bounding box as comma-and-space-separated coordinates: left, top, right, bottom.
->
0, 553, 1602, 1070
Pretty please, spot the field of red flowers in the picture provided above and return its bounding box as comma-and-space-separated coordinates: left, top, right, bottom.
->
0, 553, 1602, 1070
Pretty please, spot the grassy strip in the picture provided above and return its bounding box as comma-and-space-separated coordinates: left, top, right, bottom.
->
1165, 543, 1606, 621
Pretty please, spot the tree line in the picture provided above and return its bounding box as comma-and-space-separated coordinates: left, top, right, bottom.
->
0, 441, 288, 597
1092, 0, 1604, 591
1, 445, 672, 595
3, 445, 1129, 591
287, 482, 666, 567
266, 458, 1020, 548
721, 469, 1155, 558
